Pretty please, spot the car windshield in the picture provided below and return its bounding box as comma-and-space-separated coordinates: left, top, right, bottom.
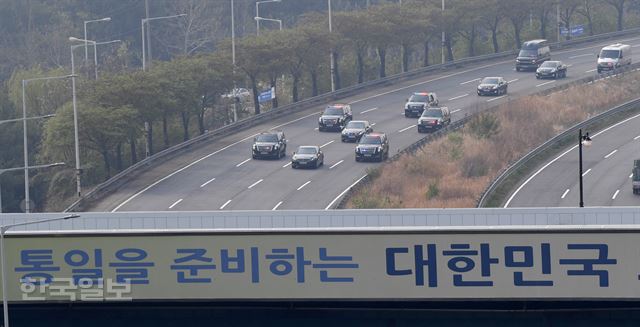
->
481, 78, 499, 84
409, 94, 429, 102
600, 49, 620, 59
256, 134, 278, 142
324, 107, 344, 115
297, 147, 317, 154
540, 61, 558, 68
359, 135, 382, 145
518, 49, 537, 57
346, 121, 365, 129
422, 109, 443, 118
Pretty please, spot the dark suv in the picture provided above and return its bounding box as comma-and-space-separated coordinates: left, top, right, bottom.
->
355, 133, 389, 162
252, 131, 287, 159
318, 104, 352, 132
417, 107, 451, 133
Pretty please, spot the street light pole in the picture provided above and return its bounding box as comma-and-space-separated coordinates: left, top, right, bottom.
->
0, 163, 65, 213
0, 214, 80, 327
21, 75, 72, 213
91, 40, 121, 80
328, 0, 336, 92
83, 17, 111, 63
141, 14, 187, 71
578, 129, 592, 208
254, 17, 283, 30
441, 0, 446, 64
69, 42, 82, 198
255, 0, 281, 36
231, 0, 238, 122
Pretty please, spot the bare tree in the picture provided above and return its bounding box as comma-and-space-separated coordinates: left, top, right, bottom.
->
604, 0, 627, 31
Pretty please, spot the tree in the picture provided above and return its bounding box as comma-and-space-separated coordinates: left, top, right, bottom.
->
604, 0, 627, 31
531, 0, 556, 39
503, 0, 533, 48
334, 11, 371, 83
559, 0, 581, 40
365, 5, 397, 78
477, 0, 504, 53
389, 4, 431, 72
233, 35, 275, 115
577, 0, 600, 36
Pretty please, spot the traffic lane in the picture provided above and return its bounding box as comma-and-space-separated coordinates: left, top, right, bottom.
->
506, 112, 640, 207
112, 36, 640, 213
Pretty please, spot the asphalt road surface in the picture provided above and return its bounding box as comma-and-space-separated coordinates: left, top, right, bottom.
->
505, 110, 640, 208
94, 35, 640, 212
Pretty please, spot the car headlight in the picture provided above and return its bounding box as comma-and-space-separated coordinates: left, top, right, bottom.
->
252, 144, 257, 150
274, 144, 279, 149
492, 85, 498, 89
405, 104, 409, 109
318, 117, 322, 122
355, 148, 360, 153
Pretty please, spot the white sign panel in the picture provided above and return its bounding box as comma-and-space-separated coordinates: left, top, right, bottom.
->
3, 231, 640, 302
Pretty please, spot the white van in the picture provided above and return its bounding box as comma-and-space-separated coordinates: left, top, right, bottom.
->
597, 43, 632, 73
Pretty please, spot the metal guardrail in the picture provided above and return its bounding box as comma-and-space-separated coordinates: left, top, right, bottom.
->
477, 66, 640, 208
65, 27, 640, 212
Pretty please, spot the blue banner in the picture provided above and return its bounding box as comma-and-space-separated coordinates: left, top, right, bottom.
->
258, 88, 275, 103
560, 25, 584, 37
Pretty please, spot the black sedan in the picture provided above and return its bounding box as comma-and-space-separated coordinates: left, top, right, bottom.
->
341, 120, 373, 142
477, 77, 508, 96
291, 146, 324, 169
536, 60, 567, 79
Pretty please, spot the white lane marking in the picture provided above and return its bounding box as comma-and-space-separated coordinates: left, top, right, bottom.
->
612, 189, 620, 200
448, 93, 469, 101
360, 107, 378, 114
507, 78, 519, 83
200, 177, 216, 188
168, 198, 183, 209
634, 135, 640, 140
569, 53, 593, 59
329, 160, 344, 169
320, 140, 334, 148
582, 168, 592, 177
561, 189, 570, 199
219, 200, 232, 210
236, 158, 251, 167
111, 132, 259, 212
585, 68, 597, 73
283, 162, 292, 168
460, 78, 480, 85
325, 174, 368, 210
272, 201, 283, 210
632, 44, 640, 48
398, 125, 415, 133
536, 80, 556, 87
505, 109, 640, 207
486, 95, 506, 102
371, 123, 376, 126
349, 60, 515, 104
604, 149, 618, 159
297, 180, 311, 191
314, 127, 319, 131
270, 111, 321, 130
248, 179, 263, 189
566, 64, 573, 67
451, 109, 462, 114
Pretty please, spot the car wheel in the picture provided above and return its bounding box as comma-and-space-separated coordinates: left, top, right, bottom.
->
516, 67, 521, 72
291, 163, 296, 169
355, 156, 360, 162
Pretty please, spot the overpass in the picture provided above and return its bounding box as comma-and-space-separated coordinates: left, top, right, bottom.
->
2, 208, 640, 326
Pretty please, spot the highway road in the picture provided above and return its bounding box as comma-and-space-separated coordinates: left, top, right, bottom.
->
505, 110, 640, 208
94, 35, 640, 212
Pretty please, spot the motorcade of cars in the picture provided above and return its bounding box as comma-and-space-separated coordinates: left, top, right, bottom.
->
404, 92, 439, 118
341, 120, 373, 142
417, 107, 451, 133
355, 132, 389, 162
597, 43, 632, 73
251, 131, 287, 159
516, 39, 550, 71
291, 146, 324, 169
477, 77, 508, 96
318, 104, 353, 132
536, 60, 568, 79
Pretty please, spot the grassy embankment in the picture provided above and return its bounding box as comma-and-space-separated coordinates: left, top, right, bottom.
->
346, 72, 640, 208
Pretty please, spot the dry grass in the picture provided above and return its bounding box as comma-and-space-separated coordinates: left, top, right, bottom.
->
346, 72, 640, 208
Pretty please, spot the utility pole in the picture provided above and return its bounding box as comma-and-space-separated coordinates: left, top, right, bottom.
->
145, 0, 153, 67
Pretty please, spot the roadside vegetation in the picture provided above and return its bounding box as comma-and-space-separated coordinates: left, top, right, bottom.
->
346, 71, 640, 208
1, 0, 639, 212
